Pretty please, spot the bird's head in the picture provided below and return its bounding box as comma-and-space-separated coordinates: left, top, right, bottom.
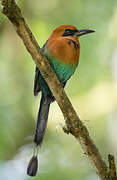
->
49, 25, 94, 40
46, 25, 94, 65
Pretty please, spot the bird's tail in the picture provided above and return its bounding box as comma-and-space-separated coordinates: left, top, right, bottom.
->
34, 94, 52, 146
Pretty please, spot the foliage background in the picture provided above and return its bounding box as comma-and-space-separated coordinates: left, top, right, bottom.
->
0, 0, 117, 179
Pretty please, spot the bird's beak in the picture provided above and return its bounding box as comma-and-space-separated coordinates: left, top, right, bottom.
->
74, 29, 95, 37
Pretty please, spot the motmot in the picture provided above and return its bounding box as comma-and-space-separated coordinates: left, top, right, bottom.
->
34, 24, 94, 146
27, 25, 94, 176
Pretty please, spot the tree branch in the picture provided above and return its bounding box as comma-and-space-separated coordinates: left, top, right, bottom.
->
108, 154, 117, 180
1, 0, 115, 179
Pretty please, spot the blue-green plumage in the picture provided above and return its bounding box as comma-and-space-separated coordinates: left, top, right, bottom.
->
34, 45, 77, 96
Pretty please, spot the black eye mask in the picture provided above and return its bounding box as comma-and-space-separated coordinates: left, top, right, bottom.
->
62, 29, 78, 36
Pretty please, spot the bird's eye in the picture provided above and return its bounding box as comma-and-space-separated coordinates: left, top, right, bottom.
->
62, 29, 74, 36
65, 29, 72, 33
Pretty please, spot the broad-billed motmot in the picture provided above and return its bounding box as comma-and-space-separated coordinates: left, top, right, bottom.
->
27, 24, 94, 176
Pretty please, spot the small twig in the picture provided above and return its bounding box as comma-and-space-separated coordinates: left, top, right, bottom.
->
108, 154, 117, 180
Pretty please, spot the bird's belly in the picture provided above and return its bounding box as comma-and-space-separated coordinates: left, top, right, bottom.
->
39, 58, 77, 96
50, 58, 77, 82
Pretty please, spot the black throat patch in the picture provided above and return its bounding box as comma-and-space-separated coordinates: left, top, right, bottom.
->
68, 39, 79, 49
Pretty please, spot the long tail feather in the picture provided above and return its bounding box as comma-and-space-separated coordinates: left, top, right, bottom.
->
34, 95, 52, 146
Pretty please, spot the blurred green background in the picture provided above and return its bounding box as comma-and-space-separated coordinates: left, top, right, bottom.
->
0, 0, 117, 179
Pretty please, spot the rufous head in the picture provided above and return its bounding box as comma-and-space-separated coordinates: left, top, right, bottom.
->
49, 24, 94, 40
46, 25, 94, 65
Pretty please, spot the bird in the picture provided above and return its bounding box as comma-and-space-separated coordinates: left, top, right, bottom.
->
27, 24, 94, 176
34, 25, 94, 146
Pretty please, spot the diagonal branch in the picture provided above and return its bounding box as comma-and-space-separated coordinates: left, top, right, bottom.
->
0, 0, 113, 179
108, 154, 117, 180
